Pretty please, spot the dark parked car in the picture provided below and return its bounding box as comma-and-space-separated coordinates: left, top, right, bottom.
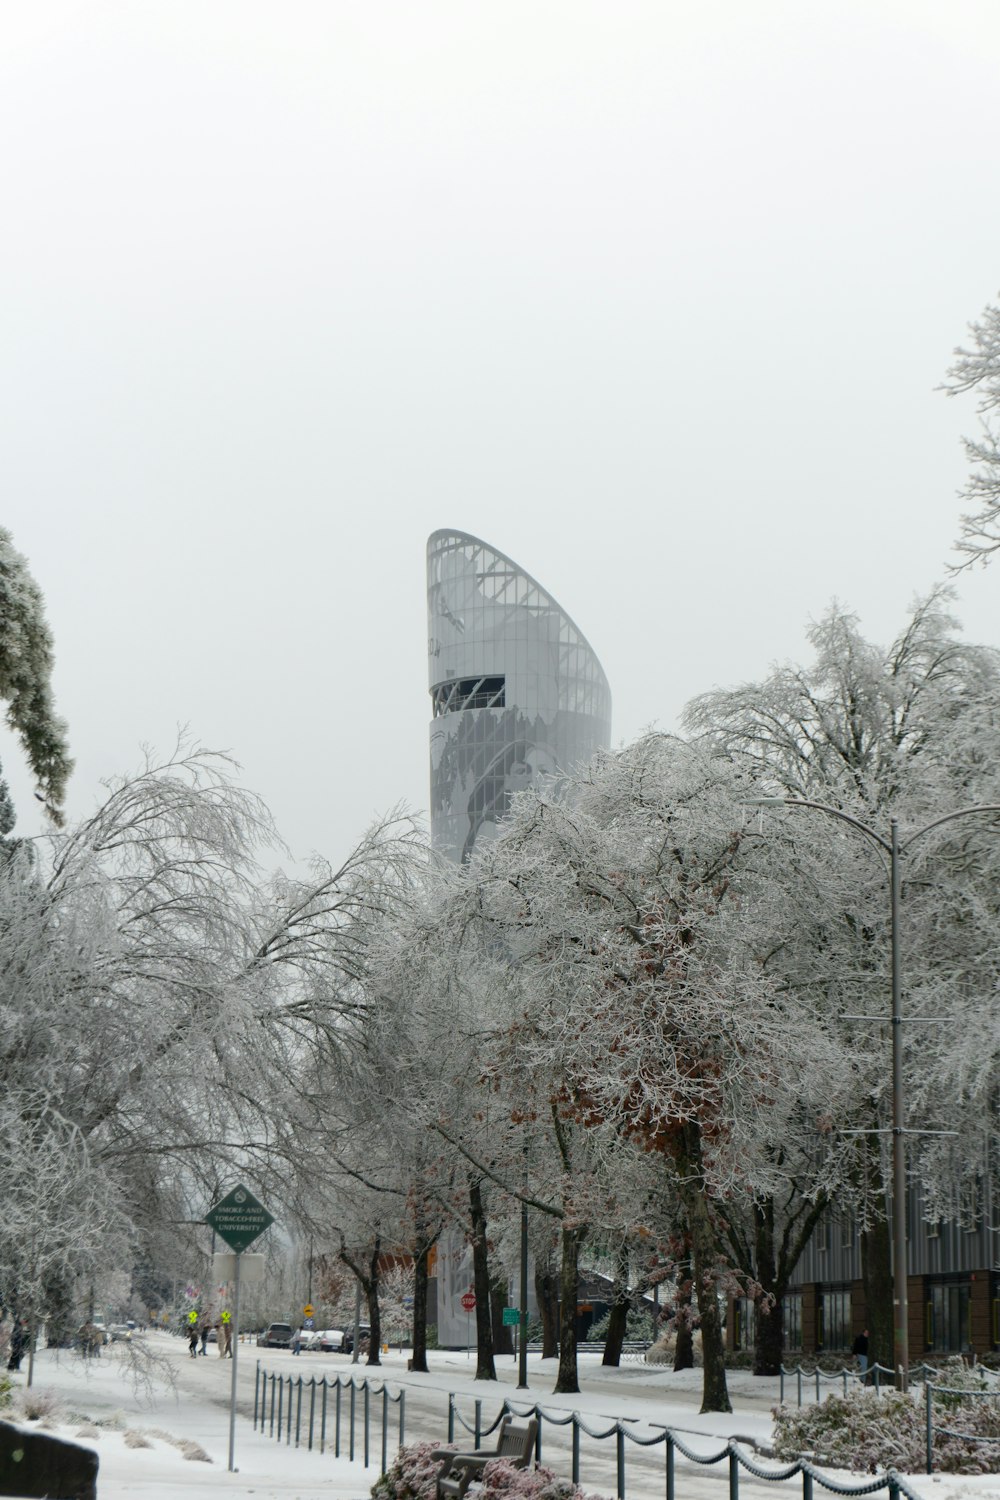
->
257, 1322, 294, 1348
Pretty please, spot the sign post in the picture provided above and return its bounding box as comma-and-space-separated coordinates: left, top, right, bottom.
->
461, 1291, 476, 1356
205, 1185, 275, 1473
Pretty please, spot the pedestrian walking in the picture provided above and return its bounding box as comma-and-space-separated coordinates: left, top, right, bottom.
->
188, 1322, 199, 1358
853, 1328, 869, 1377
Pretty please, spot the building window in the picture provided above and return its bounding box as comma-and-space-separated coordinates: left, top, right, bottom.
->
733, 1297, 756, 1351
783, 1295, 803, 1352
432, 677, 506, 717
818, 1289, 851, 1351
927, 1282, 972, 1353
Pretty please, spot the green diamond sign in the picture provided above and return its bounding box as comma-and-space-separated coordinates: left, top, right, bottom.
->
205, 1184, 274, 1253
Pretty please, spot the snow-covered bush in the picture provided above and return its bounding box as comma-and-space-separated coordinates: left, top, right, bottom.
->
772, 1374, 1000, 1475
371, 1440, 457, 1500
584, 1308, 653, 1345
478, 1456, 604, 1500
371, 1444, 607, 1500
10, 1386, 62, 1423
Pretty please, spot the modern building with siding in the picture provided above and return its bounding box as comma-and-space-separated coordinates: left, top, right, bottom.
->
732, 1178, 1000, 1360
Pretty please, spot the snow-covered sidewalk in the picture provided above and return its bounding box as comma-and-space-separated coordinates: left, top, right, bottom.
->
4, 1338, 370, 1498
3, 1338, 997, 1500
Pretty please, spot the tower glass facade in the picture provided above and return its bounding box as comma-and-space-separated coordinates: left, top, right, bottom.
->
427, 529, 613, 1345
428, 529, 612, 863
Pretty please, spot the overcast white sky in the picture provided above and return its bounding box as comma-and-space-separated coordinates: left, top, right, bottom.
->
2, 0, 999, 863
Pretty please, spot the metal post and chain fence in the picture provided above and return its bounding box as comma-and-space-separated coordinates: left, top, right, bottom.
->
924, 1376, 1000, 1473
253, 1363, 405, 1468
778, 1363, 945, 1406
253, 1363, 930, 1500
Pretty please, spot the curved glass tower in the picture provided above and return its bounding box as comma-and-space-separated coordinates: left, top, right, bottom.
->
427, 529, 612, 862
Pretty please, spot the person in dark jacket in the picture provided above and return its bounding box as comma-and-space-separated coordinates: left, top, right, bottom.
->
6, 1323, 27, 1371
852, 1328, 869, 1376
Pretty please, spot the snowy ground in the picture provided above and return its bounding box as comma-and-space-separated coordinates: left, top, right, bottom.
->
3, 1334, 996, 1500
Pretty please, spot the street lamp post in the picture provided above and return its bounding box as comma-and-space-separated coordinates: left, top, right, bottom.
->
754, 797, 1000, 1392
517, 1143, 529, 1390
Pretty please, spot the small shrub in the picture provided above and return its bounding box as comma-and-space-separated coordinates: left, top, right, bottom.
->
585, 1308, 653, 1345
371, 1444, 608, 1500
480, 1457, 604, 1500
773, 1390, 921, 1472
724, 1351, 756, 1371
0, 1374, 13, 1410
11, 1387, 62, 1422
93, 1413, 125, 1430
178, 1439, 211, 1462
372, 1439, 456, 1500
773, 1377, 1000, 1476
124, 1429, 152, 1449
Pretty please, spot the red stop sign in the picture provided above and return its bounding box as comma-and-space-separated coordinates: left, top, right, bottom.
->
460, 1292, 476, 1310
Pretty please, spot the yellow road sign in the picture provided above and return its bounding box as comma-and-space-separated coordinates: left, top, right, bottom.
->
303, 1303, 315, 1318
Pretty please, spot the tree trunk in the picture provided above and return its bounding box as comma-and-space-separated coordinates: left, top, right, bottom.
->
411, 1243, 430, 1373
469, 1178, 497, 1380
861, 1218, 892, 1376
365, 1240, 382, 1366
673, 1257, 694, 1371
676, 1124, 731, 1413
535, 1262, 559, 1359
602, 1245, 630, 1367
752, 1202, 782, 1376
742, 1190, 828, 1376
755, 1296, 784, 1377
554, 1223, 584, 1393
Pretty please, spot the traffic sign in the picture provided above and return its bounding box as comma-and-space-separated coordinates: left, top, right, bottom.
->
460, 1292, 476, 1311
205, 1184, 274, 1254
303, 1317, 314, 1329
303, 1303, 315, 1318
502, 1307, 520, 1326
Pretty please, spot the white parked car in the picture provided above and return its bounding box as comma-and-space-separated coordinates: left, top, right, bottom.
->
314, 1328, 346, 1352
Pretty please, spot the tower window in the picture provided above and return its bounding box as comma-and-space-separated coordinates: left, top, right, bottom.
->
432, 676, 506, 717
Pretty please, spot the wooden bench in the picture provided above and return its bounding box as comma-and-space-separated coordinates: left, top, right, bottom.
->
432, 1415, 538, 1500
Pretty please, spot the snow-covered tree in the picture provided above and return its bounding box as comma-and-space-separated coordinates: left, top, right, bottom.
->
0, 736, 429, 1342
685, 593, 1000, 1371
0, 527, 72, 828
944, 294, 1000, 569
418, 735, 826, 1412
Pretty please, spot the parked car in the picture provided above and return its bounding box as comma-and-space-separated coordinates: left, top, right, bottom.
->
299, 1328, 324, 1351
314, 1328, 346, 1352
257, 1322, 294, 1348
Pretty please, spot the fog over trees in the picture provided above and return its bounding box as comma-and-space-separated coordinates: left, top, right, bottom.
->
3, 428, 1000, 1415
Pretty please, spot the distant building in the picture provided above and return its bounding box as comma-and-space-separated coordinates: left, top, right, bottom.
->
427, 529, 612, 864
426, 529, 612, 1345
